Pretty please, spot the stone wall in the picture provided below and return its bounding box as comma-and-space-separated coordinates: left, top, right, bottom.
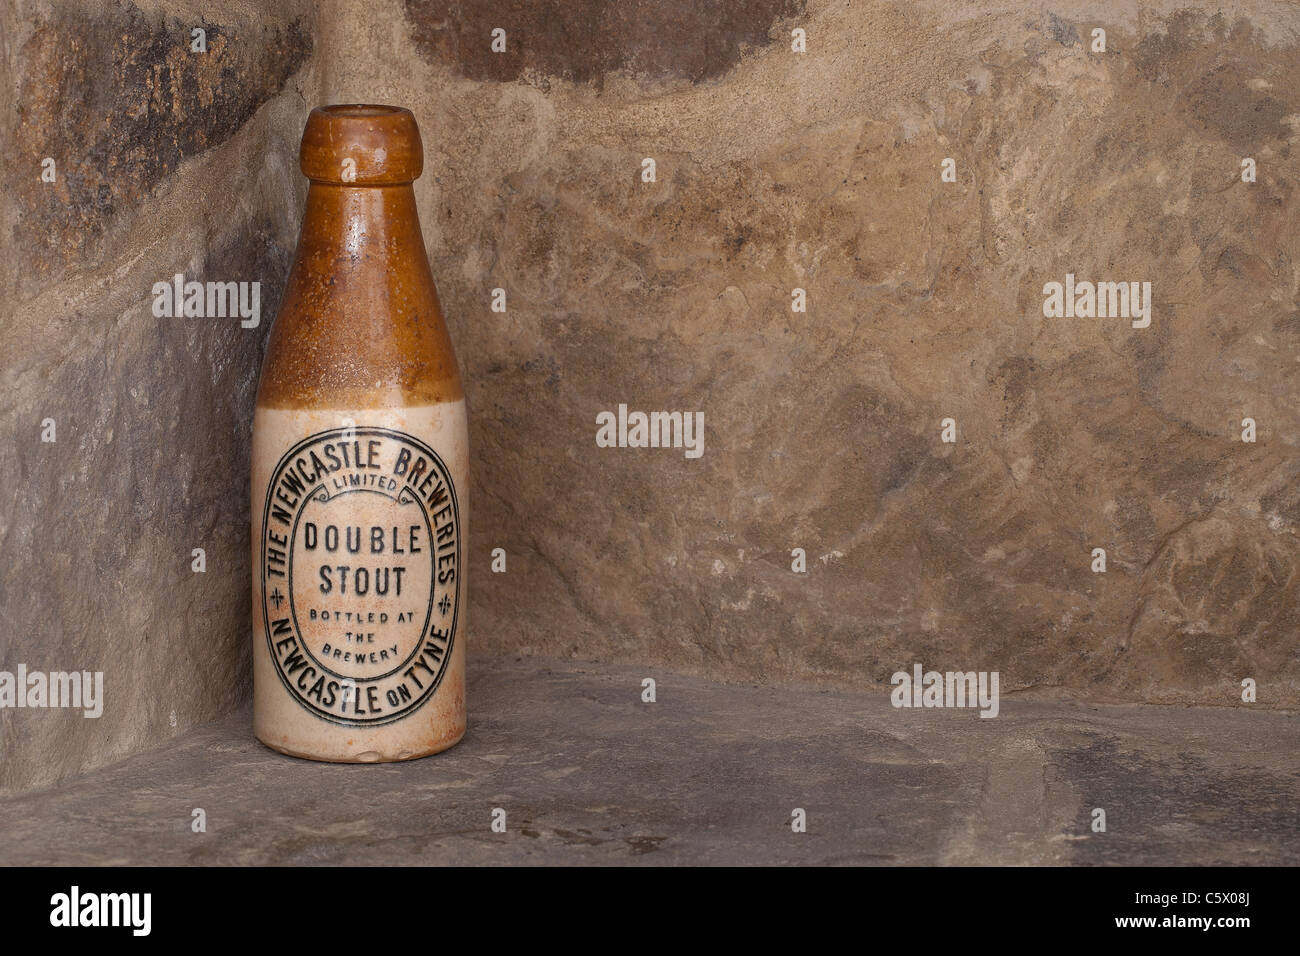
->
0, 0, 318, 793
2, 0, 1298, 794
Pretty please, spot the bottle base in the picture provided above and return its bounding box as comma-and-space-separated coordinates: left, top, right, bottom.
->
254, 728, 466, 764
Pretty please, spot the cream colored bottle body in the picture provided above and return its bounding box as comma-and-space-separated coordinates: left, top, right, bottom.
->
251, 402, 467, 762
251, 105, 467, 762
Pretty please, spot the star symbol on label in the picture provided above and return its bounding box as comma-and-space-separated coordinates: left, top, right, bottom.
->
438, 594, 451, 615
269, 587, 285, 610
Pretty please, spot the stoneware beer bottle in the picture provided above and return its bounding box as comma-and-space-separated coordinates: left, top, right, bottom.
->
251, 105, 467, 762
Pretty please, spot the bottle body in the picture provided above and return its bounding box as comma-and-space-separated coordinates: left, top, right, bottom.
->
251, 106, 467, 762
251, 402, 467, 761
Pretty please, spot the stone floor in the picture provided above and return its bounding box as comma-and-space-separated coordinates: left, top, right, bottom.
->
0, 656, 1295, 865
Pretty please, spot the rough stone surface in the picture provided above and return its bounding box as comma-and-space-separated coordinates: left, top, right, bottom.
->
401, 0, 806, 85
0, 0, 318, 794
4, 0, 1300, 799
9, 0, 312, 284
326, 0, 1300, 707
0, 657, 1294, 865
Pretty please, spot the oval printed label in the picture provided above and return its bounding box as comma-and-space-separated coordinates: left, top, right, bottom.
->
259, 426, 460, 726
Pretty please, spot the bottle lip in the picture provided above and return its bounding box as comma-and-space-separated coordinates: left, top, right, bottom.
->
299, 104, 423, 185
318, 104, 407, 117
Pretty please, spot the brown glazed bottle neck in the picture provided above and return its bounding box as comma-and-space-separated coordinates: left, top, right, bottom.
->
256, 180, 463, 409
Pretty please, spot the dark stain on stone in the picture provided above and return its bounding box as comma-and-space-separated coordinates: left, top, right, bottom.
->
1028, 419, 1063, 463
809, 383, 929, 530
1183, 65, 1289, 151
1131, 11, 1208, 86
401, 0, 805, 86
1268, 310, 1300, 340
1054, 738, 1300, 863
723, 225, 750, 258
13, 2, 312, 279
624, 835, 666, 855
1114, 493, 1157, 550
990, 355, 1037, 420
1044, 13, 1080, 48
1260, 483, 1300, 527
1131, 12, 1295, 151
552, 827, 606, 846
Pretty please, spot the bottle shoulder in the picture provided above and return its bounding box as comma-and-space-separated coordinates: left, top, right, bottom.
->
255, 271, 464, 409
257, 181, 462, 409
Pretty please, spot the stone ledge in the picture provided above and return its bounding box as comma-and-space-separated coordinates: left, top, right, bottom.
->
0, 656, 1295, 865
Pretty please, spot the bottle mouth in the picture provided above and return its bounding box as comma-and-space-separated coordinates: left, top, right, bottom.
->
318, 104, 407, 118
299, 104, 423, 185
